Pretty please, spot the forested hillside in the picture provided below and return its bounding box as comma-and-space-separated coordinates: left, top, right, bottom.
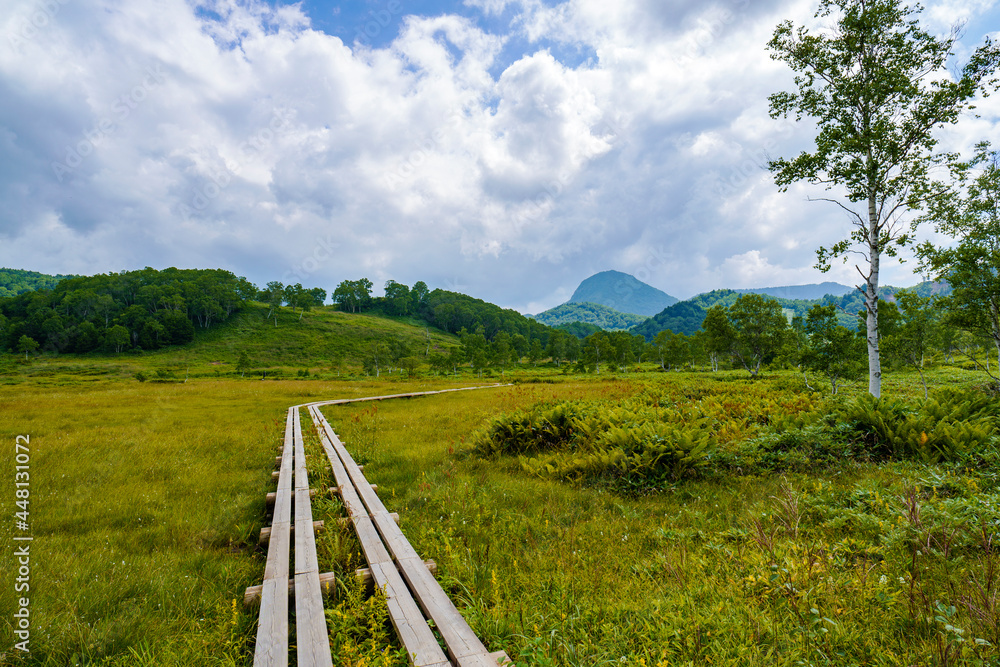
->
630, 300, 708, 337
554, 321, 602, 339
420, 289, 554, 343
327, 279, 558, 345
0, 267, 76, 297
821, 281, 951, 315
0, 267, 257, 353
530, 301, 647, 330
629, 286, 910, 341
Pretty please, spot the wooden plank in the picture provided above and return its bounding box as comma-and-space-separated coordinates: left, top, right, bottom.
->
307, 406, 448, 667
314, 409, 495, 666
253, 579, 287, 667
246, 561, 438, 606
266, 488, 317, 507
295, 572, 332, 667
254, 408, 295, 666
313, 414, 390, 517
394, 556, 493, 665
371, 511, 422, 563
489, 651, 512, 666
259, 520, 325, 546
369, 562, 451, 667
309, 406, 394, 567
304, 385, 509, 411
291, 408, 333, 667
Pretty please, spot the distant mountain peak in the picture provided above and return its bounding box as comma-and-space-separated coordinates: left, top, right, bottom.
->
568, 271, 678, 317
734, 282, 852, 301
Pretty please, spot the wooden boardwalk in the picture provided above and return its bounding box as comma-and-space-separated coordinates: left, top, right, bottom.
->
248, 386, 510, 667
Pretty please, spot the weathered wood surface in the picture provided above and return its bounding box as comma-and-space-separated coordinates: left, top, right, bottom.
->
308, 404, 450, 667
292, 408, 333, 667
265, 488, 317, 507
300, 385, 509, 411
309, 403, 510, 666
251, 387, 510, 667
253, 408, 294, 667
259, 520, 325, 546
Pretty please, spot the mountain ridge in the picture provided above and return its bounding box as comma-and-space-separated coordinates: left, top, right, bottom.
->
568, 270, 679, 316
734, 282, 853, 301
528, 301, 648, 330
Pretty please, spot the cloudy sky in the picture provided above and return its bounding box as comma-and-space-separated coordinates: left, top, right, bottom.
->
1, 0, 998, 312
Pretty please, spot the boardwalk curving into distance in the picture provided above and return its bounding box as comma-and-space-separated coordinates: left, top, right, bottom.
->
249, 386, 511, 667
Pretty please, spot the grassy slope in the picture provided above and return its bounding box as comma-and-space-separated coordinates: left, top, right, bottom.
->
0, 304, 460, 384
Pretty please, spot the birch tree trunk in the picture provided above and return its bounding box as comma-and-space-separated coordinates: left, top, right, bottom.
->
865, 193, 882, 398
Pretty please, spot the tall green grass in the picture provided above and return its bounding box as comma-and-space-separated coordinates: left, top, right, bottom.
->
318, 373, 1000, 666
1, 366, 997, 665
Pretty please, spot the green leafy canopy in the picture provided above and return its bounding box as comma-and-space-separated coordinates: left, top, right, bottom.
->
767, 0, 1000, 270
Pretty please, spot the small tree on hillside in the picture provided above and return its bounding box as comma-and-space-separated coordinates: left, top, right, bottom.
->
528, 338, 543, 366
263, 281, 284, 326
384, 280, 411, 316
724, 294, 789, 377
236, 350, 252, 378
106, 325, 130, 354
800, 304, 864, 394
16, 335, 39, 361
701, 305, 733, 372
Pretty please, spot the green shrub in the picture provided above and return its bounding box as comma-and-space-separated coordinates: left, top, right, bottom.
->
474, 397, 720, 486
838, 390, 995, 463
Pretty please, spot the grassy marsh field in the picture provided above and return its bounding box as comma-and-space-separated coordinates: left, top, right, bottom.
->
0, 361, 998, 666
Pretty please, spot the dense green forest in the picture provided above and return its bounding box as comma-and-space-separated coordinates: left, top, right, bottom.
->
0, 267, 258, 354
631, 283, 950, 342
529, 301, 647, 330
0, 270, 564, 363
325, 278, 556, 345
0, 267, 76, 297
554, 321, 602, 339
630, 300, 709, 337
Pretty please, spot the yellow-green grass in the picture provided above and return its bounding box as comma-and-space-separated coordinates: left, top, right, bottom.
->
0, 365, 996, 666
0, 376, 484, 666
